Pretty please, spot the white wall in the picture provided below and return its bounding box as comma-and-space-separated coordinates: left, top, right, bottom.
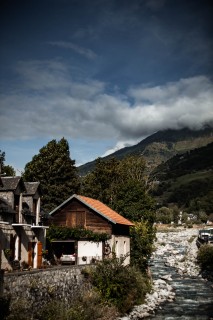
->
109, 235, 131, 265
77, 241, 103, 265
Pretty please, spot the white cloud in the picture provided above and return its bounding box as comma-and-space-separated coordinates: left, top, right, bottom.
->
48, 41, 97, 60
101, 139, 142, 157
1, 60, 213, 152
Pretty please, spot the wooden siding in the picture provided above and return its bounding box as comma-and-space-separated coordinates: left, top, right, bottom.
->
52, 199, 112, 234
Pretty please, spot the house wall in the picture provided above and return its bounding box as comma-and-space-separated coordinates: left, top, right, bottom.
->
0, 223, 46, 270
0, 191, 14, 208
0, 222, 14, 269
52, 200, 112, 234
77, 240, 103, 265
23, 191, 40, 212
23, 195, 33, 211
109, 235, 131, 265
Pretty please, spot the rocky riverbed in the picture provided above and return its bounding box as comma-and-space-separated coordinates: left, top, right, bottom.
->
119, 227, 213, 319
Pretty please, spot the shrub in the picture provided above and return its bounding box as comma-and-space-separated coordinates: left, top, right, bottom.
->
130, 221, 156, 272
87, 257, 152, 314
6, 290, 118, 320
197, 244, 213, 269
0, 295, 10, 320
5, 298, 31, 320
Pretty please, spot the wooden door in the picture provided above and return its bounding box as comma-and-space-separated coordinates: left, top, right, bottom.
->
37, 242, 42, 268
28, 242, 33, 267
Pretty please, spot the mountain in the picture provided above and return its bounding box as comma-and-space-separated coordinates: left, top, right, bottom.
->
149, 142, 213, 213
78, 126, 213, 176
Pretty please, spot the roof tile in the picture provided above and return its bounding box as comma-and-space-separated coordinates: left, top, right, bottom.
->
77, 195, 134, 226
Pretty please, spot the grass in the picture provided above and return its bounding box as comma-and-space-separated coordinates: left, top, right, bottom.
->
170, 170, 213, 190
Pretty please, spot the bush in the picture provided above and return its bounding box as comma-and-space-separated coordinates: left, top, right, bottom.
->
197, 244, 213, 269
6, 290, 118, 320
5, 298, 31, 320
130, 221, 156, 272
87, 257, 152, 314
0, 296, 10, 320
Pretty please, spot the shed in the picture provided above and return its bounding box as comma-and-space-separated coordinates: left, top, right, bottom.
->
49, 194, 134, 265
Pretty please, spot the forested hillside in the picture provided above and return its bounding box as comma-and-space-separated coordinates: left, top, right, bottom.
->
78, 127, 213, 176
149, 142, 213, 214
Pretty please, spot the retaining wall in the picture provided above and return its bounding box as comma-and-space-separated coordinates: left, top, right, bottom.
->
3, 265, 90, 311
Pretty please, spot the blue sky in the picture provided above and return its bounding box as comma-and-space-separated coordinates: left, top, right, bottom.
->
0, 0, 213, 173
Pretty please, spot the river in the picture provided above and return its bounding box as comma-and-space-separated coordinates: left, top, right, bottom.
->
120, 228, 213, 319
147, 230, 213, 320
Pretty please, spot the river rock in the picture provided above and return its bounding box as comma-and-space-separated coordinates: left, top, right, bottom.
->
118, 227, 213, 319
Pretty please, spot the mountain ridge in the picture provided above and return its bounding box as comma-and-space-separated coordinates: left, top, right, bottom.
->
78, 126, 213, 176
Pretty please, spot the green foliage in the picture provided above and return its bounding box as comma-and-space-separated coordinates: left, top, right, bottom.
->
150, 142, 213, 214
0, 150, 16, 176
81, 157, 120, 205
3, 165, 16, 176
6, 291, 118, 320
47, 225, 110, 242
197, 244, 213, 269
130, 221, 156, 272
156, 207, 173, 224
5, 298, 31, 320
23, 138, 80, 211
0, 295, 11, 320
87, 257, 151, 314
81, 155, 155, 223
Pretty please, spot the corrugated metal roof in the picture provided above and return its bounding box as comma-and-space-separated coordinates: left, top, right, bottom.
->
49, 194, 134, 226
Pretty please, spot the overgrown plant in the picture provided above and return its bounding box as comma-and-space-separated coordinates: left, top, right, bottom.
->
6, 290, 118, 320
47, 225, 110, 242
130, 221, 156, 272
0, 295, 11, 320
84, 256, 152, 314
197, 244, 213, 269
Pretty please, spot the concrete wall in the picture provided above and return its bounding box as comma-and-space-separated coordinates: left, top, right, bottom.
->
77, 240, 103, 265
109, 235, 131, 265
3, 266, 90, 311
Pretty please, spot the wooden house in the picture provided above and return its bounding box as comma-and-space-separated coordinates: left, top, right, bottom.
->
49, 194, 134, 265
0, 177, 48, 270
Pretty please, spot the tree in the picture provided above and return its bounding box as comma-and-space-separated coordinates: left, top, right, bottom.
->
81, 155, 155, 223
111, 156, 155, 223
3, 165, 16, 176
130, 221, 156, 271
23, 138, 80, 211
81, 157, 120, 205
0, 150, 16, 176
156, 207, 173, 224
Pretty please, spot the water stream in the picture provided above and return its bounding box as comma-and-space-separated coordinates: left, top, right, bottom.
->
147, 236, 213, 319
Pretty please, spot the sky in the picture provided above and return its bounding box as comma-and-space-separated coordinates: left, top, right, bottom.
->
0, 0, 213, 173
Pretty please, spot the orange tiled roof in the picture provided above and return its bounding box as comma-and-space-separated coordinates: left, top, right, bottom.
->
77, 194, 134, 226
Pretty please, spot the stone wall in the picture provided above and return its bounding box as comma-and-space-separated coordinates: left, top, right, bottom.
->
3, 265, 90, 311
